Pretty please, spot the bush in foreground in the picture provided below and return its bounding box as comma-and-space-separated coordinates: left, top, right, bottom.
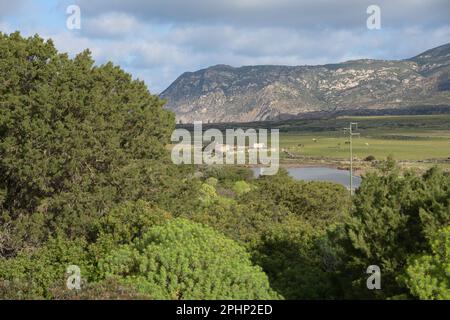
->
100, 218, 280, 299
336, 159, 449, 299
401, 226, 450, 300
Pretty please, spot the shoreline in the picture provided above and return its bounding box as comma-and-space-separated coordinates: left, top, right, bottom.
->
249, 161, 367, 176
250, 158, 450, 176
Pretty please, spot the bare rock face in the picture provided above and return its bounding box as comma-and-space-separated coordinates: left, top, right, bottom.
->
160, 44, 450, 123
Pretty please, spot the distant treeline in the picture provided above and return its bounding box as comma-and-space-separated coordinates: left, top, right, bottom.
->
293, 105, 450, 120
177, 105, 450, 129
177, 109, 450, 133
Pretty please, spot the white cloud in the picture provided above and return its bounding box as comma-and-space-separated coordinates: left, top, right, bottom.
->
42, 23, 450, 93
75, 0, 450, 29
1, 0, 450, 93
82, 12, 143, 38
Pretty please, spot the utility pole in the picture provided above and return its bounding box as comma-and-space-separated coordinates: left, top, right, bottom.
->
344, 122, 359, 195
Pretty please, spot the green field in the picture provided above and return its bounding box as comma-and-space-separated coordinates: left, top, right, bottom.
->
177, 114, 450, 169
281, 132, 450, 161
277, 115, 450, 169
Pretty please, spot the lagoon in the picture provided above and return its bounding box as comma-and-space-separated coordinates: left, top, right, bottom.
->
252, 166, 361, 189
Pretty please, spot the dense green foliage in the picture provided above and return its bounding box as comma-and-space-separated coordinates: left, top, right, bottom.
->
0, 32, 448, 300
0, 31, 178, 253
100, 218, 279, 299
0, 237, 91, 298
336, 158, 449, 299
401, 226, 450, 299
182, 168, 350, 299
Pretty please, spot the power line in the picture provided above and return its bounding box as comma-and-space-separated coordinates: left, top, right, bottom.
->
343, 122, 360, 195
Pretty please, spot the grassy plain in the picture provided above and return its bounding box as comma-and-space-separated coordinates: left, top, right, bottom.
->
280, 131, 450, 161
174, 114, 450, 171
278, 115, 450, 171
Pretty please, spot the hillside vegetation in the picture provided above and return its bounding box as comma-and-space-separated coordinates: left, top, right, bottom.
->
161, 44, 450, 123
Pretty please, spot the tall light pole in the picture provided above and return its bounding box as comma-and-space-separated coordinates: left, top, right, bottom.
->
344, 122, 359, 195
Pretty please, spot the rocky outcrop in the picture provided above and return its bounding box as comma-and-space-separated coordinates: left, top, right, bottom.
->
161, 43, 450, 123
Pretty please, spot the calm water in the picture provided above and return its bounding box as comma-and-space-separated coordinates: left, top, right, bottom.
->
252, 166, 361, 189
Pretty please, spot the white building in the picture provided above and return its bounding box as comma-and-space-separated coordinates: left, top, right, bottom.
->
252, 143, 266, 149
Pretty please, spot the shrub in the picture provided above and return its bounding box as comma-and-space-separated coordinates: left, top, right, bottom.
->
0, 237, 92, 299
99, 219, 280, 299
49, 277, 149, 300
336, 159, 450, 298
233, 180, 253, 196
401, 226, 450, 300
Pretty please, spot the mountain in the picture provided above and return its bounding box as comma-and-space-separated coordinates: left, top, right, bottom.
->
160, 43, 450, 123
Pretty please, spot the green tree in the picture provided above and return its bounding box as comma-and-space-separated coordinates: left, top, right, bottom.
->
99, 218, 280, 299
248, 169, 350, 229
94, 200, 171, 245
0, 32, 176, 251
336, 159, 449, 298
253, 216, 341, 299
401, 226, 450, 300
201, 166, 254, 187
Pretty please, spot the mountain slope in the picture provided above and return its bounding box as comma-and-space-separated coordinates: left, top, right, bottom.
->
160, 43, 450, 123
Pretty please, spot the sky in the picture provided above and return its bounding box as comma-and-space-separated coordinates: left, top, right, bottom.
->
1, 0, 450, 93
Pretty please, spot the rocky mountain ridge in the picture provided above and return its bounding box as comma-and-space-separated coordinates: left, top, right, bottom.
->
161, 43, 450, 123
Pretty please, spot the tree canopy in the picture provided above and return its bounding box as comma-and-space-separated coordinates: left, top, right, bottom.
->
0, 32, 175, 253
336, 159, 450, 298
